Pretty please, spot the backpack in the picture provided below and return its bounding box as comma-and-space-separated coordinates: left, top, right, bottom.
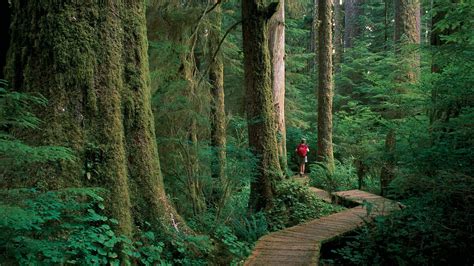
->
297, 144, 308, 157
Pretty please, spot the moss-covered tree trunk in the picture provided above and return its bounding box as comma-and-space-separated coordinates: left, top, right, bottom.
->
242, 0, 283, 212
209, 1, 227, 208
316, 0, 335, 172
268, 0, 287, 175
5, 0, 187, 236
394, 0, 420, 83
146, 2, 208, 217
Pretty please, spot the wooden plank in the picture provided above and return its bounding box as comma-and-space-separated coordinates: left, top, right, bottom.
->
309, 187, 332, 202
245, 188, 402, 266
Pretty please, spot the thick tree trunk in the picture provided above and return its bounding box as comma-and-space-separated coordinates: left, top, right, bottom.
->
0, 1, 10, 79
317, 0, 335, 172
242, 0, 283, 212
5, 1, 187, 235
209, 1, 227, 208
344, 0, 364, 48
268, 0, 287, 175
394, 0, 421, 83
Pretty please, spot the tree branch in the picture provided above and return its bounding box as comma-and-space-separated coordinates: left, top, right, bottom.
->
209, 20, 242, 66
205, 0, 223, 15
197, 20, 242, 87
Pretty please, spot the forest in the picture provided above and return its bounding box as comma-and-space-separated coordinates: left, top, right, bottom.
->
0, 0, 472, 265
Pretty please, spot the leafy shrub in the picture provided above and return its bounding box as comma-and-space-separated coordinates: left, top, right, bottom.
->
0, 188, 169, 265
213, 225, 250, 263
334, 178, 474, 265
309, 159, 358, 192
267, 180, 341, 230
231, 212, 268, 244
168, 233, 213, 265
184, 196, 265, 265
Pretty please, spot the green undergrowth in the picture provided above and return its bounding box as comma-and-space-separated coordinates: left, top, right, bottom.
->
179, 180, 345, 264
182, 185, 268, 265
267, 179, 344, 231
0, 188, 171, 265
0, 84, 169, 265
0, 81, 74, 170
329, 174, 474, 265
309, 159, 380, 193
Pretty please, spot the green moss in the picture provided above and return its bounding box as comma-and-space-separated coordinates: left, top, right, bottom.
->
4, 0, 189, 238
243, 0, 283, 212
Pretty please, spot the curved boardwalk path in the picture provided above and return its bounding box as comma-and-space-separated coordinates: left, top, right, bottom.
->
245, 179, 401, 266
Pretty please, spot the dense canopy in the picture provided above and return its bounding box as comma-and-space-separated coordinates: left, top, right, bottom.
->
0, 0, 472, 265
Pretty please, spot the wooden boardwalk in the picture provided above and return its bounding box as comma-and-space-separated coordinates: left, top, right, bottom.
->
245, 185, 401, 266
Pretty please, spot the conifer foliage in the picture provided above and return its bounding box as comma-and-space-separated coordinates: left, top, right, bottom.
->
0, 0, 472, 264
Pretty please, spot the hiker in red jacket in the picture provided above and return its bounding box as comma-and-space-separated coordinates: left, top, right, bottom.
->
296, 138, 309, 177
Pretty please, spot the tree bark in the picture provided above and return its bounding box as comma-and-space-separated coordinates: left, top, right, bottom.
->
5, 1, 187, 236
344, 0, 364, 48
317, 0, 335, 172
0, 1, 10, 79
209, 1, 227, 208
268, 0, 287, 175
242, 0, 283, 212
394, 0, 421, 83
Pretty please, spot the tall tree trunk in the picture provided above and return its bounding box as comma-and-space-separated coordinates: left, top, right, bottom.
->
380, 0, 420, 196
394, 0, 421, 83
344, 0, 364, 49
268, 0, 287, 175
317, 0, 335, 172
242, 0, 283, 212
333, 0, 344, 71
5, 1, 187, 235
0, 1, 10, 79
209, 1, 227, 209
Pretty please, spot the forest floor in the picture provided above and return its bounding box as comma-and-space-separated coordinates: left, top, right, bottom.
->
244, 179, 401, 266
